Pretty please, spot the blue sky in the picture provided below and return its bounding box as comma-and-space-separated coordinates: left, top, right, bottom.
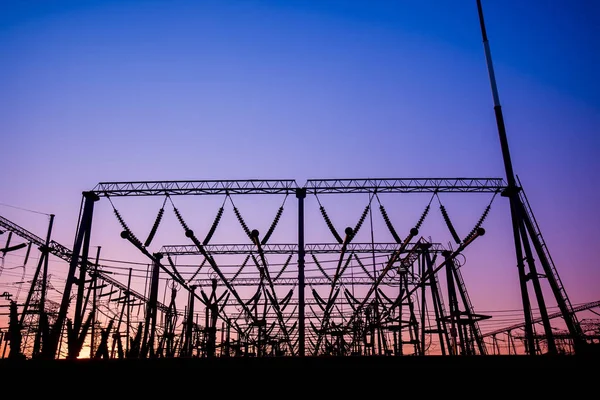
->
1, 0, 598, 343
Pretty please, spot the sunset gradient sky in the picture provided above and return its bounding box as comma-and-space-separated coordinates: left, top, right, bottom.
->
1, 0, 599, 346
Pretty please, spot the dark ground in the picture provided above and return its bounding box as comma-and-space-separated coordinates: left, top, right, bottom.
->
0, 355, 598, 396
1, 354, 597, 376
1, 353, 595, 370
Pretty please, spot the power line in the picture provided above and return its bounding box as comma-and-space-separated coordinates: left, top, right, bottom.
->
0, 202, 50, 216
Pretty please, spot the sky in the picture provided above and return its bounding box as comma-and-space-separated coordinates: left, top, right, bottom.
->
0, 0, 599, 355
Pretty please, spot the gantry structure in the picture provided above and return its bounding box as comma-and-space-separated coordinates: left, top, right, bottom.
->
1, 174, 593, 359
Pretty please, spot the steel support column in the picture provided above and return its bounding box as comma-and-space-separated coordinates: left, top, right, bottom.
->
19, 214, 54, 358
45, 191, 99, 359
184, 285, 196, 357
141, 253, 162, 358
296, 187, 306, 357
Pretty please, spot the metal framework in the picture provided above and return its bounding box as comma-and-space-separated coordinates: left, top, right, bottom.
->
2, 172, 593, 359
27, 178, 508, 359
92, 179, 298, 196
482, 300, 600, 339
304, 178, 506, 194
189, 277, 406, 287
0, 215, 170, 315
1, 1, 594, 362
91, 178, 506, 197
160, 242, 447, 255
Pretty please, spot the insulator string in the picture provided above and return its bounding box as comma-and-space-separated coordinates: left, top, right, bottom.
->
108, 196, 142, 248
315, 194, 343, 244
436, 194, 461, 245
414, 192, 435, 231
202, 207, 224, 245
228, 196, 253, 240
378, 203, 401, 244
168, 196, 191, 234
349, 205, 370, 242
144, 197, 167, 247
462, 191, 497, 243
261, 194, 288, 245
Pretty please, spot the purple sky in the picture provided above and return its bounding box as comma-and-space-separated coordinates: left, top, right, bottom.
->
1, 0, 599, 341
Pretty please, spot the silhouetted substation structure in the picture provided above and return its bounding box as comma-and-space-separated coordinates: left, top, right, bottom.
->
1, 177, 598, 361
1, 1, 599, 364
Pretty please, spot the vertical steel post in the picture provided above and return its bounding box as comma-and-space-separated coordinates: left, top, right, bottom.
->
296, 187, 306, 357
45, 191, 98, 359
73, 212, 94, 335
185, 285, 196, 356
398, 268, 405, 356
443, 251, 459, 355
424, 247, 449, 355
21, 214, 54, 358
20, 228, 48, 327
90, 246, 101, 358
420, 253, 427, 355
126, 267, 132, 356
226, 321, 231, 357
36, 214, 54, 356
141, 253, 161, 358
111, 264, 131, 359
1, 330, 8, 359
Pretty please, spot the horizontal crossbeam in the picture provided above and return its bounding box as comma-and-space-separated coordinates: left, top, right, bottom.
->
160, 242, 446, 255
191, 276, 410, 286
92, 180, 298, 196
305, 178, 506, 194
90, 178, 506, 196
